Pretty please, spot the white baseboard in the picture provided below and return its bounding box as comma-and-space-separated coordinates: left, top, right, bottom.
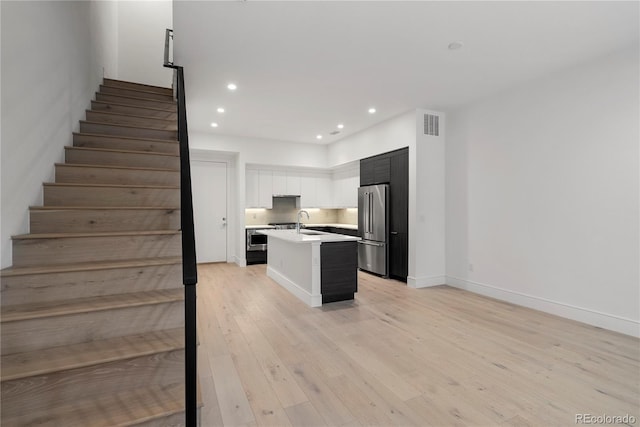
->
446, 276, 639, 338
267, 266, 322, 307
407, 275, 446, 289
234, 255, 247, 267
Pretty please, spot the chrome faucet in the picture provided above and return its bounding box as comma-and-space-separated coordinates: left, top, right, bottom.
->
296, 209, 309, 234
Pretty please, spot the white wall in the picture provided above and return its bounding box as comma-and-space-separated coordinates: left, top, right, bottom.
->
117, 1, 173, 87
445, 47, 640, 336
411, 109, 446, 288
327, 111, 415, 168
90, 0, 118, 80
0, 0, 118, 268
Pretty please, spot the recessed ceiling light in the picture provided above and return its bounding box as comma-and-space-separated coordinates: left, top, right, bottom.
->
368, 108, 376, 114
227, 83, 237, 91
448, 41, 464, 50
217, 107, 225, 113
316, 134, 323, 140
210, 122, 219, 128
337, 124, 344, 129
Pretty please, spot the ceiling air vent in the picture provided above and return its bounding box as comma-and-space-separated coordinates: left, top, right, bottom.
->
329, 130, 340, 135
423, 114, 439, 136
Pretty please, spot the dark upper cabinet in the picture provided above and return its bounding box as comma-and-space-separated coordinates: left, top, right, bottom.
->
360, 147, 409, 281
360, 156, 390, 186
389, 149, 408, 234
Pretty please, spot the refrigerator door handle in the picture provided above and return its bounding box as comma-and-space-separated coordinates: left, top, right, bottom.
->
368, 192, 373, 234
358, 240, 384, 247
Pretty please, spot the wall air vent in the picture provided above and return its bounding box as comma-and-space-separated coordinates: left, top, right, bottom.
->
423, 114, 439, 136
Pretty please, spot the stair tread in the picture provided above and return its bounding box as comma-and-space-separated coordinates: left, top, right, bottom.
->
0, 288, 184, 323
43, 182, 179, 189
73, 132, 179, 144
0, 256, 182, 277
1, 382, 189, 426
104, 78, 172, 93
100, 84, 174, 99
87, 109, 176, 123
95, 92, 176, 106
56, 162, 179, 172
13, 230, 180, 240
1, 328, 184, 381
79, 120, 178, 136
65, 145, 179, 158
92, 100, 177, 114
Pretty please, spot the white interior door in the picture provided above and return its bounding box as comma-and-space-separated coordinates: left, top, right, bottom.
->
191, 160, 227, 263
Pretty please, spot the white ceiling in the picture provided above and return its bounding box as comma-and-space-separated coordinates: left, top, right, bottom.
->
173, 1, 639, 145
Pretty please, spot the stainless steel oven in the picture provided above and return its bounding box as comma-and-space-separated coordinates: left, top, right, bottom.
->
246, 229, 268, 251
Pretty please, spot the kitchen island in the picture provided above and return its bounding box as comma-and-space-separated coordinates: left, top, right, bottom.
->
257, 229, 360, 307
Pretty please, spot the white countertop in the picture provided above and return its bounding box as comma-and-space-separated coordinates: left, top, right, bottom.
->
246, 223, 357, 230
305, 223, 358, 230
258, 229, 360, 243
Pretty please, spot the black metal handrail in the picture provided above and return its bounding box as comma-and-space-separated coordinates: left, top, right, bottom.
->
163, 28, 198, 427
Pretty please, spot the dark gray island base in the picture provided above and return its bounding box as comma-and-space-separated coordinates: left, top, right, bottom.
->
321, 241, 358, 303
257, 229, 360, 307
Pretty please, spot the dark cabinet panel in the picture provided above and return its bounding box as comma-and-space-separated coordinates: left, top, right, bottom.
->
390, 149, 408, 234
389, 232, 408, 281
373, 157, 390, 184
389, 148, 408, 280
360, 158, 375, 186
321, 241, 358, 303
360, 156, 390, 185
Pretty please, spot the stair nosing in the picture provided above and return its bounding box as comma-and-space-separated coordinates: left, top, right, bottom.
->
0, 256, 182, 277
55, 163, 179, 173
99, 84, 175, 99
29, 206, 180, 211
79, 120, 179, 136
1, 328, 184, 381
95, 91, 177, 107
91, 100, 178, 114
103, 78, 173, 93
86, 109, 177, 124
65, 145, 179, 158
43, 182, 179, 189
73, 132, 179, 145
12, 230, 181, 240
0, 288, 184, 323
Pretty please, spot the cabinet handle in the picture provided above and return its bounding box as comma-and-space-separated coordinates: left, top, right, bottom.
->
390, 231, 398, 235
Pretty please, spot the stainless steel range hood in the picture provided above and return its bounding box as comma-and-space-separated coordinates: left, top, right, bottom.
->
272, 194, 301, 198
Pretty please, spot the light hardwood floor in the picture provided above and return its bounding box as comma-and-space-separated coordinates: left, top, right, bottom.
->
196, 263, 639, 427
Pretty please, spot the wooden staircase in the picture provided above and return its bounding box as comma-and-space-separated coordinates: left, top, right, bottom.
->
0, 79, 194, 426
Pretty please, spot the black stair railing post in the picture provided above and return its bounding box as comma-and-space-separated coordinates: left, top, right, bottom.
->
164, 29, 198, 427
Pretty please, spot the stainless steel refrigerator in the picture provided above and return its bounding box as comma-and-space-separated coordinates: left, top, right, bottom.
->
358, 184, 389, 277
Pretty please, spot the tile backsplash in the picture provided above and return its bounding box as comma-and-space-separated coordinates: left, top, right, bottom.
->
245, 197, 357, 226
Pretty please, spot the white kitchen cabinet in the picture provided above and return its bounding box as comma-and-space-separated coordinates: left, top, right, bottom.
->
300, 173, 317, 208
316, 175, 332, 208
246, 169, 260, 207
286, 173, 301, 195
259, 170, 273, 208
272, 170, 287, 195
345, 175, 358, 207
331, 167, 359, 208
